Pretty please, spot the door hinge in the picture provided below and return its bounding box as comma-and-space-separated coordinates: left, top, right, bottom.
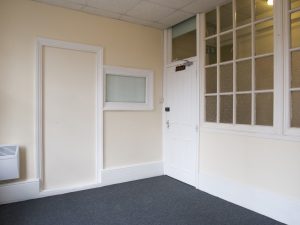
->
195, 125, 199, 132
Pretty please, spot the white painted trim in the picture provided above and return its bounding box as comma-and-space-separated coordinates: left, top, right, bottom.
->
198, 172, 300, 225
0, 161, 163, 204
39, 182, 103, 198
101, 161, 163, 186
103, 65, 154, 111
283, 0, 300, 137
162, 29, 169, 175
0, 179, 40, 205
200, 126, 300, 142
35, 37, 103, 188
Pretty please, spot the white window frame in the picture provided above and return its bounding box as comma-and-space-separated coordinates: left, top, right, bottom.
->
103, 65, 154, 111
199, 0, 283, 136
283, 0, 300, 137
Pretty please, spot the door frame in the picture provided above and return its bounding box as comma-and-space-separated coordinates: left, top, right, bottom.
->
35, 37, 103, 191
163, 21, 200, 187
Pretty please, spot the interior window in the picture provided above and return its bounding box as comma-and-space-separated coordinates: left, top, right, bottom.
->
204, 0, 274, 126
172, 16, 196, 61
288, 1, 300, 128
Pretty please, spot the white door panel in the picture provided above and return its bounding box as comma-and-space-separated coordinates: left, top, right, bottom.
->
164, 62, 198, 186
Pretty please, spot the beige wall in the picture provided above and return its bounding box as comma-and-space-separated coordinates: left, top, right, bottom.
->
200, 131, 300, 200
0, 0, 163, 182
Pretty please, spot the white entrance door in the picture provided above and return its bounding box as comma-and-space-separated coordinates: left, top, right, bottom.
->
164, 60, 198, 186
42, 46, 98, 191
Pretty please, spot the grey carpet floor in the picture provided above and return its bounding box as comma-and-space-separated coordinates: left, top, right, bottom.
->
0, 176, 284, 225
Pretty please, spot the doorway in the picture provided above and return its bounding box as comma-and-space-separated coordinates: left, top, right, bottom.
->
164, 58, 199, 186
36, 38, 103, 192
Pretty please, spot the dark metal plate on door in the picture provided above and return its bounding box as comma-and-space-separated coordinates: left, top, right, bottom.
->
175, 65, 186, 71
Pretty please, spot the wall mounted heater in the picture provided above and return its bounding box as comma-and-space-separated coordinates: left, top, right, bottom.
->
0, 145, 20, 181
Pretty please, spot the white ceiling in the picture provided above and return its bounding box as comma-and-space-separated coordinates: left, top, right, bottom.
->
33, 0, 227, 29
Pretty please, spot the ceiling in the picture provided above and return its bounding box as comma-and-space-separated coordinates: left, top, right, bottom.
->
33, 0, 226, 29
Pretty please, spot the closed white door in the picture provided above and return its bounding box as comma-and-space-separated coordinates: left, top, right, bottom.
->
164, 60, 198, 186
42, 46, 98, 191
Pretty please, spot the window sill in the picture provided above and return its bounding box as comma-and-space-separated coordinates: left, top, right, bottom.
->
103, 102, 153, 111
200, 123, 300, 142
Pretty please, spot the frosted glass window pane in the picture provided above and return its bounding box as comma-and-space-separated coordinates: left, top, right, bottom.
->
220, 2, 233, 32
236, 26, 252, 59
206, 96, 217, 122
255, 20, 273, 55
291, 91, 300, 127
256, 93, 273, 126
206, 9, 217, 37
255, 56, 273, 90
291, 0, 300, 9
220, 32, 233, 62
237, 60, 252, 91
236, 0, 251, 27
220, 63, 233, 93
220, 95, 233, 123
106, 74, 146, 103
255, 0, 273, 20
206, 67, 217, 93
291, 11, 300, 49
236, 94, 252, 125
206, 38, 217, 65
291, 51, 300, 88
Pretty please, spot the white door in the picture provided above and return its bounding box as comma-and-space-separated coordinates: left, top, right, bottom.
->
164, 60, 198, 186
42, 46, 98, 191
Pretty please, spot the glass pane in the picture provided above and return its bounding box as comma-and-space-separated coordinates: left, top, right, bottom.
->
206, 9, 217, 37
255, 20, 273, 55
236, 0, 252, 27
206, 96, 217, 122
220, 95, 233, 123
237, 60, 252, 91
290, 11, 300, 49
206, 38, 217, 65
236, 94, 252, 125
255, 93, 273, 126
291, 0, 300, 9
220, 2, 233, 32
255, 0, 273, 20
206, 67, 217, 93
106, 74, 146, 103
291, 91, 300, 127
291, 51, 300, 88
220, 32, 233, 62
172, 30, 196, 61
172, 17, 196, 61
220, 63, 233, 92
255, 56, 273, 90
236, 26, 252, 59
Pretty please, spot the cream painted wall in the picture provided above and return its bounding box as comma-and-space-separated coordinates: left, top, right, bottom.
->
200, 131, 300, 200
0, 0, 163, 182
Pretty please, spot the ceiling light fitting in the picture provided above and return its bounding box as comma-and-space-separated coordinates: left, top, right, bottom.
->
267, 0, 273, 6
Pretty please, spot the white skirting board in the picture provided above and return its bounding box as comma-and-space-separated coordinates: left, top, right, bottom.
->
0, 179, 40, 204
0, 161, 163, 205
198, 172, 300, 225
101, 161, 164, 186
